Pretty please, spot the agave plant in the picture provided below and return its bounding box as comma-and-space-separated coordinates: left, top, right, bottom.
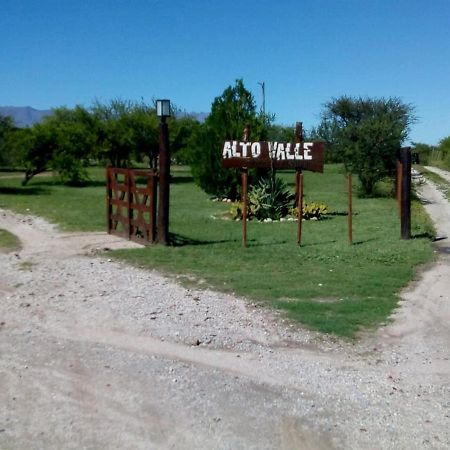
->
248, 176, 294, 221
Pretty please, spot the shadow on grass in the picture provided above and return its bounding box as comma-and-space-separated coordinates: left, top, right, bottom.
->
169, 232, 239, 247
28, 179, 107, 188
328, 211, 350, 216
351, 238, 377, 245
0, 186, 50, 195
171, 176, 193, 184
413, 232, 436, 240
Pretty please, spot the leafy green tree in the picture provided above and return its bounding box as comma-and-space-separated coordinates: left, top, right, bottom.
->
20, 121, 57, 185
0, 115, 17, 167
19, 106, 96, 185
125, 102, 160, 167
50, 106, 98, 184
266, 123, 296, 142
92, 99, 136, 167
92, 99, 160, 168
316, 96, 415, 196
411, 142, 435, 166
436, 136, 450, 169
310, 119, 342, 163
189, 79, 267, 198
169, 115, 201, 165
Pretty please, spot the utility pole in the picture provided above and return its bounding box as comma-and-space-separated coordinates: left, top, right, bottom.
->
258, 81, 266, 117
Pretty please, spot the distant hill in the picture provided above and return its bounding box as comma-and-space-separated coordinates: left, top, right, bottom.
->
0, 106, 53, 127
189, 112, 208, 123
0, 106, 208, 127
174, 110, 208, 123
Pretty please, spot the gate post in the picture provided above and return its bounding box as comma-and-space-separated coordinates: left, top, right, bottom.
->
400, 147, 411, 240
106, 166, 112, 234
157, 117, 170, 245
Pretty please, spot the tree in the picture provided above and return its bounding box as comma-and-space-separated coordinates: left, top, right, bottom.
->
92, 99, 136, 168
20, 121, 57, 185
266, 123, 296, 142
19, 106, 97, 185
50, 106, 98, 184
0, 115, 16, 167
92, 99, 161, 168
189, 79, 267, 198
309, 119, 342, 163
169, 114, 201, 165
411, 142, 435, 166
316, 96, 415, 196
436, 136, 450, 169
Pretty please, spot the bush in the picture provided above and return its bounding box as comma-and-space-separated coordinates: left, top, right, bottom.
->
189, 79, 267, 199
228, 176, 328, 222
248, 176, 294, 220
289, 202, 329, 220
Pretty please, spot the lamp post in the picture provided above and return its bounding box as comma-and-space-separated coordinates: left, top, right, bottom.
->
156, 99, 171, 245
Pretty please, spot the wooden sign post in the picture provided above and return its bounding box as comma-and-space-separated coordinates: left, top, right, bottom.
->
295, 122, 303, 246
242, 168, 248, 247
222, 122, 325, 246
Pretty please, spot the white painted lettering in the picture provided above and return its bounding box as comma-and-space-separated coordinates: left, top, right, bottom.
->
276, 143, 286, 160
251, 142, 261, 157
222, 141, 232, 158
268, 142, 277, 159
304, 142, 313, 160
240, 142, 251, 157
285, 142, 294, 160
231, 141, 240, 157
294, 143, 303, 160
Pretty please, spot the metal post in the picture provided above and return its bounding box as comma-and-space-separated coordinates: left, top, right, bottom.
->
400, 147, 411, 240
157, 118, 170, 245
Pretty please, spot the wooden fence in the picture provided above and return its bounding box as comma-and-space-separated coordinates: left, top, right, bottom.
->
106, 167, 157, 245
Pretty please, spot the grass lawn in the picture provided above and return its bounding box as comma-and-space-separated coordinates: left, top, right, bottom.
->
0, 165, 435, 337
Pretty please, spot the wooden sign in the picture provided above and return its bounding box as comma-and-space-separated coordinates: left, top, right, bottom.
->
222, 140, 325, 172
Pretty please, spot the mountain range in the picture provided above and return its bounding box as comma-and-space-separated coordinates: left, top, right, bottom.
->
0, 106, 208, 127
0, 106, 53, 127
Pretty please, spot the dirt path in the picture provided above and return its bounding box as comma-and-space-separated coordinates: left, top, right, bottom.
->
425, 165, 450, 184
1, 171, 449, 449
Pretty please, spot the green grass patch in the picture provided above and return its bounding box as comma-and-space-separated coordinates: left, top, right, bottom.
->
0, 165, 435, 337
0, 229, 21, 253
0, 168, 107, 231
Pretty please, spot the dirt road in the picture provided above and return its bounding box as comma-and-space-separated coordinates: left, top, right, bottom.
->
0, 171, 449, 449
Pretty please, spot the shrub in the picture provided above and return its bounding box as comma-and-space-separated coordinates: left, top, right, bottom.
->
228, 173, 330, 222
289, 202, 329, 220
248, 176, 294, 220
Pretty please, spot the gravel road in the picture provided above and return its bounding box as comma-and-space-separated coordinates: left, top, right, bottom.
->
0, 171, 449, 449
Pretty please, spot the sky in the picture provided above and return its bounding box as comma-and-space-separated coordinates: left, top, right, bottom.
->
1, 0, 449, 145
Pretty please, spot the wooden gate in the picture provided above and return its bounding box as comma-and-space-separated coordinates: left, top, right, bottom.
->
106, 167, 157, 245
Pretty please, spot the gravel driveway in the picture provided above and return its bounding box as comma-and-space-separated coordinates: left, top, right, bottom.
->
1, 171, 449, 449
